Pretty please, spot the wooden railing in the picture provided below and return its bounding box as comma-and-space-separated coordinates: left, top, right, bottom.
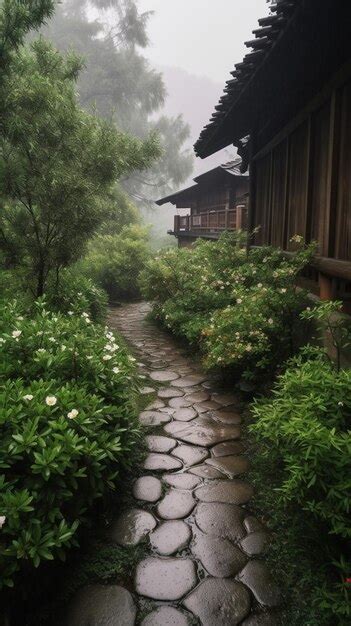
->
174, 206, 247, 234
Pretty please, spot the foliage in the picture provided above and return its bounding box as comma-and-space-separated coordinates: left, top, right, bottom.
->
0, 37, 160, 297
140, 233, 315, 381
80, 225, 150, 301
250, 342, 351, 621
45, 271, 108, 323
0, 297, 141, 588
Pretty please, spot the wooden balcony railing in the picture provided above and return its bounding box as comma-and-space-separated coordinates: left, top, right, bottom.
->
173, 206, 247, 235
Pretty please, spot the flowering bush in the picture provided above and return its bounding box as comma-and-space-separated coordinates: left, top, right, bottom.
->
250, 344, 351, 619
0, 298, 141, 588
45, 272, 108, 323
140, 233, 315, 380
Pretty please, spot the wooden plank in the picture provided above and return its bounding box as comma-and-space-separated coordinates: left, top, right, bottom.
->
326, 89, 342, 257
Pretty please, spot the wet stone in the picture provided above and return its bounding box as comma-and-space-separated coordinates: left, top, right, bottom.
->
150, 520, 191, 555
189, 465, 225, 479
162, 407, 176, 416
158, 388, 185, 399
195, 400, 222, 412
172, 445, 209, 467
211, 392, 242, 407
183, 578, 251, 626
146, 435, 177, 453
157, 489, 196, 520
111, 509, 156, 546
195, 502, 245, 542
206, 455, 250, 478
241, 611, 280, 626
144, 454, 183, 472
239, 532, 270, 556
169, 396, 193, 409
211, 441, 245, 457
133, 477, 162, 503
237, 560, 282, 607
185, 390, 210, 403
162, 473, 202, 490
146, 399, 166, 410
195, 480, 254, 505
141, 607, 190, 626
244, 515, 266, 534
140, 386, 156, 395
65, 584, 136, 626
212, 408, 242, 425
173, 408, 198, 422
135, 557, 197, 601
139, 411, 172, 427
166, 418, 241, 447
150, 370, 179, 382
191, 529, 248, 577
172, 375, 208, 388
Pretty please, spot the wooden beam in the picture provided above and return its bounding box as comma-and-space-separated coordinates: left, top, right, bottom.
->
325, 89, 342, 258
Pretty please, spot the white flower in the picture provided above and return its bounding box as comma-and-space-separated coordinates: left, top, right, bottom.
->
112, 367, 120, 374
12, 330, 22, 339
236, 298, 243, 304
49, 337, 56, 342
37, 348, 46, 353
268, 318, 274, 325
280, 288, 287, 294
23, 394, 34, 401
67, 409, 79, 419
85, 318, 91, 324
45, 396, 57, 407
0, 338, 5, 344
17, 316, 24, 321
338, 401, 344, 407
82, 312, 89, 318
77, 292, 83, 296
105, 344, 114, 352
37, 331, 43, 336
103, 355, 112, 361
128, 356, 136, 362
0, 516, 6, 529
61, 345, 66, 351
87, 355, 93, 360
257, 283, 263, 288
68, 311, 74, 316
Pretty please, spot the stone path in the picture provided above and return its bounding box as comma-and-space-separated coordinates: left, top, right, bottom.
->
66, 302, 281, 626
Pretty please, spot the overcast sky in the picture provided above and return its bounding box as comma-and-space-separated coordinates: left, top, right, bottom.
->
138, 0, 270, 83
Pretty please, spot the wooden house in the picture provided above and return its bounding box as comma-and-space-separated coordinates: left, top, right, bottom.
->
194, 0, 351, 303
156, 160, 249, 247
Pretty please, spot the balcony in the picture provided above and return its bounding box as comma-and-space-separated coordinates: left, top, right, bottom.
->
170, 205, 247, 240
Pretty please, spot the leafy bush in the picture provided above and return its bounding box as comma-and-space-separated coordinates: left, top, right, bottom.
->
81, 225, 150, 301
140, 232, 315, 380
250, 321, 351, 620
0, 298, 141, 588
45, 271, 108, 323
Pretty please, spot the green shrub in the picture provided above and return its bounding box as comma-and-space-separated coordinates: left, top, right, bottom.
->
140, 232, 315, 380
45, 271, 108, 323
250, 344, 351, 620
0, 298, 141, 589
81, 225, 150, 301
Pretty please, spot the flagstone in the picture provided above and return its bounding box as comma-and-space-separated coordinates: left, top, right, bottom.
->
133, 476, 162, 503
135, 557, 197, 601
145, 435, 177, 453
183, 578, 251, 626
157, 489, 196, 520
211, 441, 245, 457
237, 561, 282, 607
65, 585, 136, 626
162, 473, 202, 490
158, 387, 185, 399
111, 509, 156, 546
172, 444, 209, 467
195, 480, 254, 505
141, 607, 191, 626
195, 502, 246, 542
150, 370, 180, 382
205, 455, 250, 478
191, 529, 248, 577
150, 520, 192, 555
173, 407, 198, 422
239, 532, 270, 556
143, 454, 183, 472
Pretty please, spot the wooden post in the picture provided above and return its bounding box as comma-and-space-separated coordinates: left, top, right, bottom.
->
319, 272, 333, 301
186, 214, 190, 231
248, 129, 257, 253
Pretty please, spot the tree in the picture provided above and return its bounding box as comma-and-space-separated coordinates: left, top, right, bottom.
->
39, 0, 193, 208
0, 38, 160, 296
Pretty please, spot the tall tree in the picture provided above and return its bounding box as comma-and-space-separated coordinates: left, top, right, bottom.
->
0, 38, 160, 296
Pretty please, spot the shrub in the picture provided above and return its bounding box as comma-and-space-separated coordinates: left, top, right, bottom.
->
250, 341, 351, 620
45, 271, 108, 323
0, 298, 141, 589
140, 232, 315, 380
81, 225, 150, 302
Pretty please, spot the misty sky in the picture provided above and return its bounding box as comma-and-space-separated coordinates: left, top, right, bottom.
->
138, 0, 270, 83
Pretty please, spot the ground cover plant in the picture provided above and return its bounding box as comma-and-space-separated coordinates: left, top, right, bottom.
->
0, 295, 141, 591
140, 232, 315, 382
250, 302, 351, 623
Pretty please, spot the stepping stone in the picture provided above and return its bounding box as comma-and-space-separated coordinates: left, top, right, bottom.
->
139, 411, 172, 426
146, 399, 166, 410
146, 435, 177, 453
239, 532, 270, 556
189, 465, 225, 479
165, 421, 192, 436
111, 509, 156, 546
135, 557, 197, 601
211, 392, 242, 407
237, 561, 282, 607
195, 480, 254, 505
173, 408, 198, 422
212, 409, 242, 425
65, 585, 136, 626
144, 454, 182, 472
162, 473, 202, 490
157, 489, 196, 519
141, 607, 190, 626
158, 388, 185, 399
150, 370, 179, 382
205, 456, 250, 478
241, 612, 280, 626
183, 578, 251, 626
172, 445, 209, 467
133, 477, 162, 503
195, 400, 222, 412
244, 516, 266, 534
195, 502, 245, 542
185, 391, 210, 403
172, 375, 208, 388
140, 386, 156, 395
211, 441, 245, 457
165, 418, 241, 447
191, 529, 247, 577
169, 397, 193, 409
150, 520, 191, 555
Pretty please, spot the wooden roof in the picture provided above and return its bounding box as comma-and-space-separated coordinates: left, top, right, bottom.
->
195, 0, 351, 159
